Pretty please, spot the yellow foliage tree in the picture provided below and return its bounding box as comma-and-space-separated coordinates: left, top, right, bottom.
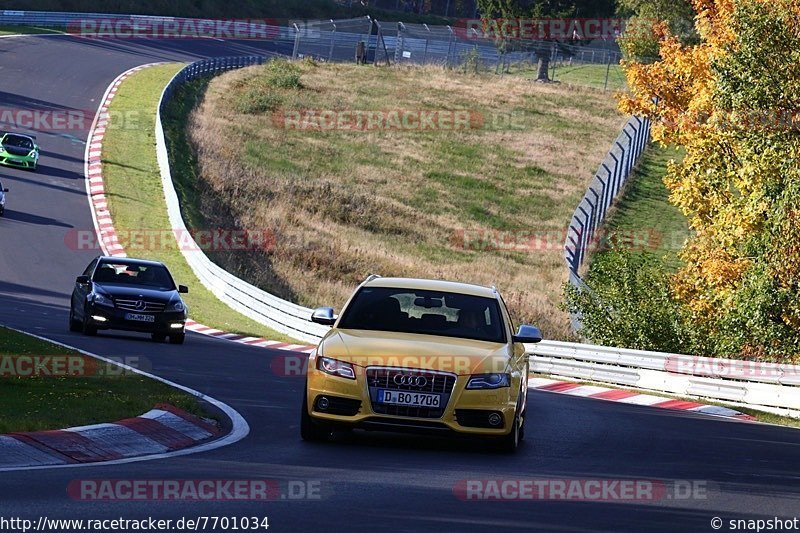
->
619, 0, 800, 355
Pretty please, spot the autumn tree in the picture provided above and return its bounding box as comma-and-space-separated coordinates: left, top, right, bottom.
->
619, 0, 800, 357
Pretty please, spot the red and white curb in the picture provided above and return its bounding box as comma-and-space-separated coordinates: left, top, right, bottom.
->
528, 377, 757, 421
184, 320, 315, 352
0, 405, 219, 469
83, 64, 316, 355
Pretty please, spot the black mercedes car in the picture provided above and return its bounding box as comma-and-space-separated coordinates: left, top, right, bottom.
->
69, 256, 189, 344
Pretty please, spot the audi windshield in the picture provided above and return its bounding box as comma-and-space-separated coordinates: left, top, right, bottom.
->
337, 287, 507, 343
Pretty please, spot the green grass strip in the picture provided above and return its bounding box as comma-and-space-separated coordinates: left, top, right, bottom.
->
0, 326, 208, 432
100, 63, 298, 343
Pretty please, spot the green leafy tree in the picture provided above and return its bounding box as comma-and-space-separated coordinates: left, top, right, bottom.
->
617, 0, 696, 61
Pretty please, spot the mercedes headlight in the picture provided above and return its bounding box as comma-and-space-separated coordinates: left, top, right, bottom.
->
167, 301, 185, 312
93, 293, 114, 307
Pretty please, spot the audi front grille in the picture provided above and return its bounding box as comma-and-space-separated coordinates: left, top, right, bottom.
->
366, 367, 457, 419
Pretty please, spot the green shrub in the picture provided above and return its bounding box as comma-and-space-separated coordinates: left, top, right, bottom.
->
235, 88, 283, 114
564, 249, 702, 354
263, 60, 303, 89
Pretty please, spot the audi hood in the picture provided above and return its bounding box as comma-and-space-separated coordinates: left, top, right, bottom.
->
318, 329, 512, 376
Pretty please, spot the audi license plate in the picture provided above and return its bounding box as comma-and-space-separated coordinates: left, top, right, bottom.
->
377, 390, 440, 408
125, 313, 155, 323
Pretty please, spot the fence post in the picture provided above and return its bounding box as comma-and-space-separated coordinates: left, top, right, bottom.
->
328, 20, 336, 62
422, 24, 431, 64
292, 23, 301, 59
446, 26, 455, 67
396, 22, 405, 64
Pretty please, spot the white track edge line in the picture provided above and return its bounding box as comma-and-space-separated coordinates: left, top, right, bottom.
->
0, 325, 250, 472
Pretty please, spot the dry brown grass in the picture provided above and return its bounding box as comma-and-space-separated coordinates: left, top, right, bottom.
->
184, 60, 624, 340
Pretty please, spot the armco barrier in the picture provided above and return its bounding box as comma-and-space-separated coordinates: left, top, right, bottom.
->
155, 57, 329, 344
529, 340, 800, 417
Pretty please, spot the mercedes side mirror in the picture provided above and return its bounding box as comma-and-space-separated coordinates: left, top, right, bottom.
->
512, 324, 542, 344
76, 275, 90, 285
311, 306, 337, 326
2, 188, 7, 192
178, 285, 189, 293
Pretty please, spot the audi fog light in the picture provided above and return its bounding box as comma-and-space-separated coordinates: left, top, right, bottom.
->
487, 412, 503, 426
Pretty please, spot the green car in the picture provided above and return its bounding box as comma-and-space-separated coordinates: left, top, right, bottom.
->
0, 132, 39, 171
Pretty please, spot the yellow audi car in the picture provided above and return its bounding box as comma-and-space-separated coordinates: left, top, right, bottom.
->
301, 276, 542, 452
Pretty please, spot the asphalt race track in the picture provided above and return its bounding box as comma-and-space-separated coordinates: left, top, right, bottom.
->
0, 34, 799, 533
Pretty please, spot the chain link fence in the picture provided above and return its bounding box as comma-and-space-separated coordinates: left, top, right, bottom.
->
292, 17, 374, 63
564, 116, 651, 289
288, 15, 624, 89
0, 10, 625, 90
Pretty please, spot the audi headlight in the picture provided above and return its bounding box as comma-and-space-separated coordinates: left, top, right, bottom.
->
167, 301, 185, 312
466, 373, 510, 390
316, 356, 355, 380
93, 293, 114, 308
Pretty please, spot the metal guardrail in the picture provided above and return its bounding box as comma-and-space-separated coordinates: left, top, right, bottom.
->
563, 116, 651, 290
154, 57, 329, 344
530, 340, 800, 416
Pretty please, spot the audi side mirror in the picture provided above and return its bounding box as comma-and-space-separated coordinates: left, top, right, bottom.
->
2, 188, 7, 192
76, 275, 90, 285
512, 325, 542, 344
178, 285, 189, 293
311, 306, 337, 326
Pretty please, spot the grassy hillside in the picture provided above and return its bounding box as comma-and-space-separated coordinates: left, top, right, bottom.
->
167, 60, 625, 339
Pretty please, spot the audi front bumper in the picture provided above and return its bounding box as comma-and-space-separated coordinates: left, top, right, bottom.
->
305, 358, 520, 437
